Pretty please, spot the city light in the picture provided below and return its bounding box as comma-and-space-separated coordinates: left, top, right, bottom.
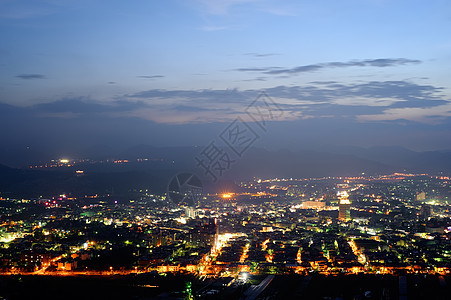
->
0, 173, 450, 284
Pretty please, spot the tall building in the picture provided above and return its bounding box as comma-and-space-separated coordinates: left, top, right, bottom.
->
338, 191, 351, 221
188, 218, 218, 249
185, 206, 199, 219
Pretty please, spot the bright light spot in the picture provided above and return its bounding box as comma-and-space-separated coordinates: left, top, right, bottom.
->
339, 199, 351, 204
175, 217, 187, 224
239, 272, 248, 282
337, 191, 349, 198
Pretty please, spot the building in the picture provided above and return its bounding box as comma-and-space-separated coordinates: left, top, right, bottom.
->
20, 252, 52, 267
185, 206, 199, 219
339, 199, 351, 221
188, 218, 218, 249
338, 191, 351, 221
302, 201, 326, 210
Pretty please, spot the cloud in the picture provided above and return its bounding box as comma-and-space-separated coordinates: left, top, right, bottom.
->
236, 58, 421, 75
125, 80, 448, 123
334, 80, 440, 101
362, 58, 421, 67
358, 102, 451, 124
235, 67, 278, 72
16, 74, 45, 80
242, 77, 267, 82
308, 81, 338, 85
244, 52, 280, 57
8, 79, 446, 125
265, 81, 447, 115
267, 64, 323, 74
172, 105, 216, 112
32, 98, 146, 117
332, 97, 405, 107
137, 75, 165, 79
128, 88, 251, 104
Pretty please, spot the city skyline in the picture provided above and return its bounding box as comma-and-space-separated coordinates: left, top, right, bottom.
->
0, 172, 450, 299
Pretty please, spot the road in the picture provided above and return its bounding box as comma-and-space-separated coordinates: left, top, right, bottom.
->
243, 275, 275, 300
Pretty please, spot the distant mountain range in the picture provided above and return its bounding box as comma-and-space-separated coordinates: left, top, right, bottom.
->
0, 144, 450, 198
324, 145, 451, 174
99, 144, 451, 177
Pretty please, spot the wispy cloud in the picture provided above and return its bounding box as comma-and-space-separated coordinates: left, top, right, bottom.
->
125, 80, 447, 123
236, 58, 421, 75
244, 52, 280, 57
34, 98, 126, 114
358, 102, 451, 124
19, 80, 448, 125
235, 67, 282, 72
241, 77, 267, 82
137, 75, 165, 79
16, 74, 45, 80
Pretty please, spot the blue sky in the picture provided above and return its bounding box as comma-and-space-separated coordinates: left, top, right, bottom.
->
1, 0, 450, 152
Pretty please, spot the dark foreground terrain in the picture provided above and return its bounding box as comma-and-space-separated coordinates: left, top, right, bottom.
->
0, 273, 449, 300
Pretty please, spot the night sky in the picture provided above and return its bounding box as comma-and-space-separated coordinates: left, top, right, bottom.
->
1, 0, 450, 157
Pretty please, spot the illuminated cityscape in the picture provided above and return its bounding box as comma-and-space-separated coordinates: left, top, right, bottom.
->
0, 171, 450, 298
1, 0, 451, 298
338, 191, 351, 222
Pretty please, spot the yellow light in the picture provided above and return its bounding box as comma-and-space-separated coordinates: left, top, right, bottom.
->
221, 193, 232, 199
261, 239, 270, 251
59, 159, 69, 164
175, 217, 187, 224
